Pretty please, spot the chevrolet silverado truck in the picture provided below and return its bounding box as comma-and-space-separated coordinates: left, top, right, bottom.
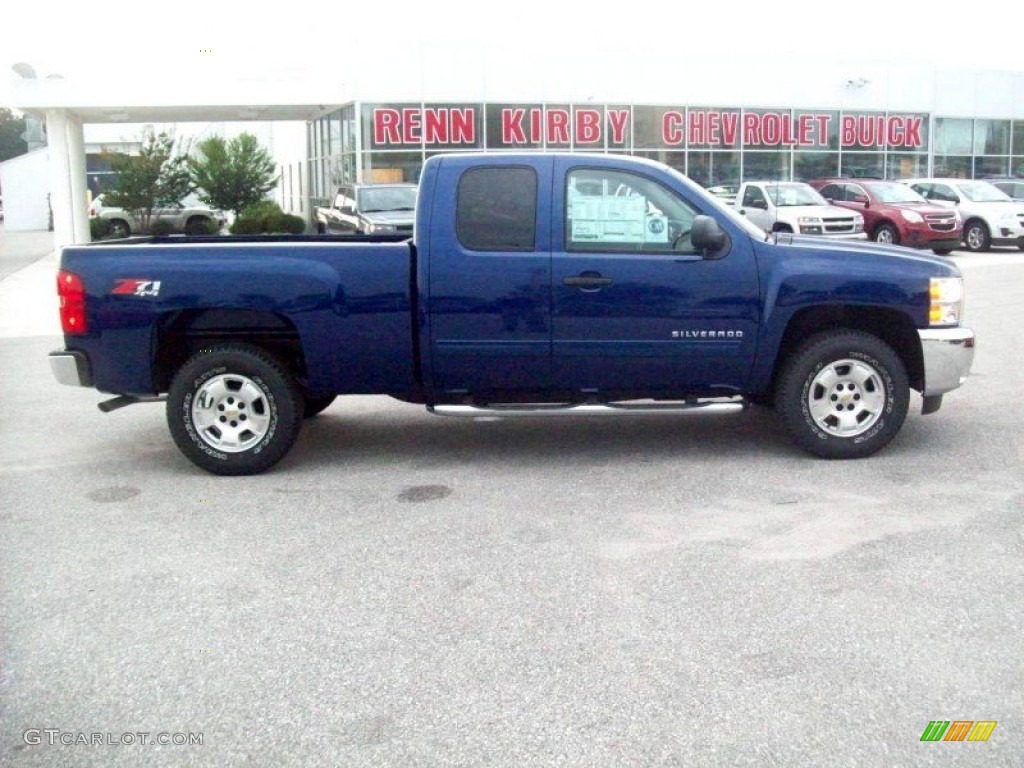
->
50, 153, 975, 475
736, 181, 867, 239
313, 183, 417, 235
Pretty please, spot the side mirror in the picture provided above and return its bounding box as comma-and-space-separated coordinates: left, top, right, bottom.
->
691, 215, 728, 256
852, 194, 869, 205
749, 199, 767, 210
340, 205, 355, 215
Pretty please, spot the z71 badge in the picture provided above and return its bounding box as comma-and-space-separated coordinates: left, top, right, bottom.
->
112, 279, 162, 297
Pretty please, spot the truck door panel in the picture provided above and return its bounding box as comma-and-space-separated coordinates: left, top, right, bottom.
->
551, 160, 759, 396
427, 157, 553, 394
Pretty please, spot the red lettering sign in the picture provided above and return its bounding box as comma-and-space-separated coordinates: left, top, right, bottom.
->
608, 109, 629, 144
374, 109, 401, 145
663, 111, 685, 146
575, 109, 601, 144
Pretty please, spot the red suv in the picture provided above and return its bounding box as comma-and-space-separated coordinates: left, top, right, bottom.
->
810, 179, 962, 254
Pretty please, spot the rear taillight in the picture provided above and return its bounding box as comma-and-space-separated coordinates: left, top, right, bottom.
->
57, 270, 88, 334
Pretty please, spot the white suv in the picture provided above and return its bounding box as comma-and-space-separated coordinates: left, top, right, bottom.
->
903, 178, 1024, 252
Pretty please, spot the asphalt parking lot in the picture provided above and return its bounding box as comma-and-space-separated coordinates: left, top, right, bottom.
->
1, 232, 1022, 767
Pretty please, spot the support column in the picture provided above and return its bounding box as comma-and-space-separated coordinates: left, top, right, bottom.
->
66, 115, 90, 244
45, 109, 74, 247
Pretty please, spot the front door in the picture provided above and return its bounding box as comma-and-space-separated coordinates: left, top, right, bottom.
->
550, 159, 760, 397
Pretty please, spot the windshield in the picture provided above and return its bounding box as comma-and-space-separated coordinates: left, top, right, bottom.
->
956, 181, 1012, 203
764, 183, 827, 207
357, 186, 417, 212
865, 182, 926, 204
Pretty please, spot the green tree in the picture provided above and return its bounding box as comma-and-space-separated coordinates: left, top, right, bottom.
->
103, 129, 193, 233
0, 108, 28, 162
189, 133, 278, 216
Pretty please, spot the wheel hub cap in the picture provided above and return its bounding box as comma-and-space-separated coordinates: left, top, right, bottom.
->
191, 374, 271, 453
807, 359, 886, 437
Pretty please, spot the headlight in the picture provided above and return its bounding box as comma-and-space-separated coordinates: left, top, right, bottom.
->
901, 210, 924, 224
853, 216, 864, 233
930, 277, 964, 326
366, 222, 395, 233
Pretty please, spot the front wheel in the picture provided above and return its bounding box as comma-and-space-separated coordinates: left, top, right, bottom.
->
108, 219, 131, 238
932, 247, 954, 256
167, 345, 303, 475
873, 224, 899, 244
775, 331, 909, 459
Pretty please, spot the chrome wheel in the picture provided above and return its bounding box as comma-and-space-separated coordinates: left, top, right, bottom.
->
964, 222, 989, 252
806, 358, 886, 437
874, 225, 897, 244
190, 373, 272, 453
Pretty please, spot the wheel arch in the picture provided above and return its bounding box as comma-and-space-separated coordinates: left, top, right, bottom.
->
770, 305, 923, 394
153, 308, 308, 392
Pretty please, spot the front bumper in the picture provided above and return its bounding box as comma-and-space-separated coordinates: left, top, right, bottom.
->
49, 350, 92, 387
919, 328, 975, 396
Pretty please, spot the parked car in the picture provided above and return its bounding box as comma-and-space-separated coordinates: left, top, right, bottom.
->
810, 179, 961, 254
705, 183, 739, 206
988, 179, 1024, 201
314, 183, 417, 235
89, 194, 226, 237
735, 181, 866, 239
903, 178, 1024, 252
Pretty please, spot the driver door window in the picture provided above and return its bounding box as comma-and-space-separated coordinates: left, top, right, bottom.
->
565, 169, 698, 253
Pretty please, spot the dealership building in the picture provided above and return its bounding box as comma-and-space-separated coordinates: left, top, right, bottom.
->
9, 61, 1024, 244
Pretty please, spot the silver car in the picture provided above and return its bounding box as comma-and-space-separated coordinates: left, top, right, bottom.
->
90, 194, 226, 237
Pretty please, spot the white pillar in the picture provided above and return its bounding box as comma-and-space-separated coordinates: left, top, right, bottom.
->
67, 115, 90, 243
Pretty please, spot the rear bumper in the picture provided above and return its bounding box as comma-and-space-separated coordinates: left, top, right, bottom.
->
919, 328, 975, 396
49, 350, 93, 387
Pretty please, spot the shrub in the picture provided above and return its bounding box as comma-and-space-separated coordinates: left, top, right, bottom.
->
229, 201, 307, 235
90, 217, 113, 240
149, 219, 176, 236
187, 218, 222, 236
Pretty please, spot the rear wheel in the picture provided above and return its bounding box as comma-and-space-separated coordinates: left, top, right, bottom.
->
109, 219, 131, 238
775, 330, 909, 459
167, 345, 303, 475
962, 219, 990, 252
873, 224, 899, 244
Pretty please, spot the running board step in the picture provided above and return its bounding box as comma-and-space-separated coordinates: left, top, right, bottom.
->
427, 400, 746, 418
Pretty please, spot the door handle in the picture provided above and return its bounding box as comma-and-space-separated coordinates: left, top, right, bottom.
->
563, 274, 613, 289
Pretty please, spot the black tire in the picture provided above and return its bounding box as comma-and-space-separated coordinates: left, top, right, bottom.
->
303, 394, 336, 418
167, 345, 303, 475
932, 247, 954, 256
184, 216, 210, 236
873, 223, 899, 245
775, 330, 909, 459
109, 219, 131, 238
962, 219, 990, 252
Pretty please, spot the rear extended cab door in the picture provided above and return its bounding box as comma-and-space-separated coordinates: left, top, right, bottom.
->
422, 155, 553, 396
550, 156, 760, 397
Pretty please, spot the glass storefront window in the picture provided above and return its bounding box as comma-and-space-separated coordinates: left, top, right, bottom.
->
793, 152, 838, 181
362, 152, 424, 184
1013, 157, 1024, 176
743, 151, 791, 181
934, 119, 973, 155
932, 156, 972, 178
686, 107, 742, 150
633, 106, 684, 149
974, 156, 1009, 177
974, 120, 1010, 155
886, 153, 928, 180
634, 150, 686, 175
1014, 122, 1024, 156
839, 153, 884, 178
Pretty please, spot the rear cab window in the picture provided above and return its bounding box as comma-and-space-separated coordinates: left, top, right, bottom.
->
456, 167, 537, 251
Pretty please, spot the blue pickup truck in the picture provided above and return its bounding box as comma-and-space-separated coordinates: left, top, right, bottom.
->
49, 153, 975, 475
